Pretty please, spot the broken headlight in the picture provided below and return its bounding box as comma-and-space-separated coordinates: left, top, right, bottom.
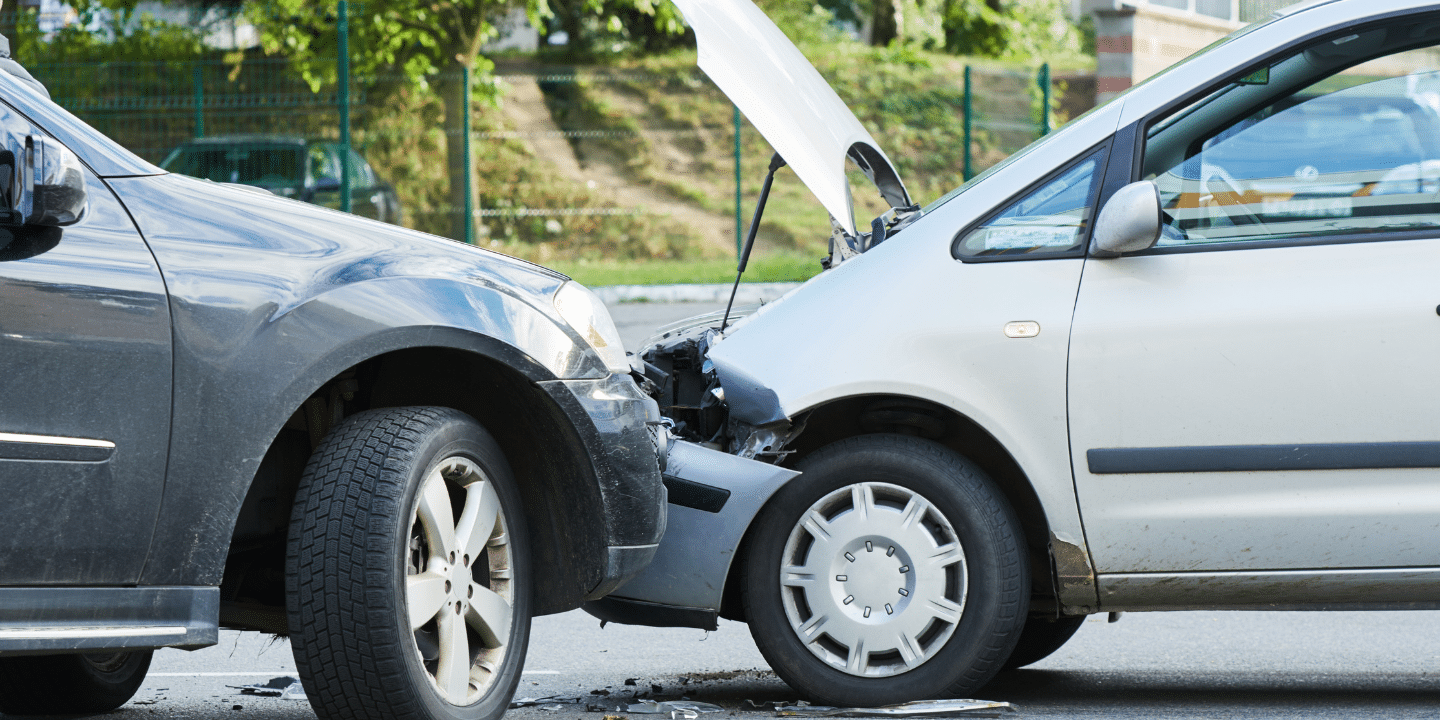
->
553, 281, 632, 375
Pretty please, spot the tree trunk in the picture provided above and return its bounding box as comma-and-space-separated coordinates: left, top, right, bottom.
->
870, 0, 897, 46
437, 67, 475, 243
561, 1, 584, 54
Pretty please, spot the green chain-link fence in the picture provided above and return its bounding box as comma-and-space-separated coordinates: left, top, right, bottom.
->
17, 5, 1092, 263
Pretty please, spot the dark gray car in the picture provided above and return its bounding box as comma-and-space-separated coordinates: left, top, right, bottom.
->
0, 61, 665, 720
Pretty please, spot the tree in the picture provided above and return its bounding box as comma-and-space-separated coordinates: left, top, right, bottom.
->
545, 0, 688, 58
254, 0, 536, 241
7, 0, 208, 63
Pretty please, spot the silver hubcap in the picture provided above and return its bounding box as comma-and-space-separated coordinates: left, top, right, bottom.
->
405, 457, 513, 705
780, 482, 967, 677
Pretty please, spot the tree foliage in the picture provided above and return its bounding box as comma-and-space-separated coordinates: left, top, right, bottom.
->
9, 0, 209, 63
545, 0, 689, 57
942, 0, 1081, 61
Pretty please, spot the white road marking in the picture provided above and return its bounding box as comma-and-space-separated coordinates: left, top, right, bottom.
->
150, 670, 564, 677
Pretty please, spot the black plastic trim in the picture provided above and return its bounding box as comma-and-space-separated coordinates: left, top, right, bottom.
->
1126, 228, 1440, 257
1088, 442, 1440, 474
582, 595, 718, 632
662, 474, 731, 513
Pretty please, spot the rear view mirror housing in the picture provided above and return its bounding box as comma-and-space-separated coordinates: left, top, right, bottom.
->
0, 133, 86, 227
1091, 180, 1161, 257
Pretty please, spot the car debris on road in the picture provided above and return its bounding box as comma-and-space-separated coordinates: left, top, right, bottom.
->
231, 676, 306, 701
764, 699, 1016, 718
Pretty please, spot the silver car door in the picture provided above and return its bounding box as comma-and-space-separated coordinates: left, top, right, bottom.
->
1070, 36, 1440, 587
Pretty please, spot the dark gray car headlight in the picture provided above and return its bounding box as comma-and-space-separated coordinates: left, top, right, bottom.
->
553, 281, 632, 375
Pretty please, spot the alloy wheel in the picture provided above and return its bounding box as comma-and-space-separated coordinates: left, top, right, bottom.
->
405, 457, 513, 705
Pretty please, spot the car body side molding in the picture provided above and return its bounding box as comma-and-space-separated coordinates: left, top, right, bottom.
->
1098, 568, 1440, 611
1087, 442, 1440, 474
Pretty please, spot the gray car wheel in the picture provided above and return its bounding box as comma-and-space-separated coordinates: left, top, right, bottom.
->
0, 650, 152, 715
1002, 614, 1086, 670
743, 434, 1027, 707
287, 406, 530, 720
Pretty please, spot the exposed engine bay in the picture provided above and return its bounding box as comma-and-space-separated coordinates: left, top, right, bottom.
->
637, 303, 808, 465
639, 200, 922, 466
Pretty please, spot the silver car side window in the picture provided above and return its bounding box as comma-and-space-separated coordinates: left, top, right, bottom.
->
955, 148, 1104, 258
1144, 33, 1440, 247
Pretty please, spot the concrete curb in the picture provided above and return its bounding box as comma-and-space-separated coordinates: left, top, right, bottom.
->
592, 282, 803, 305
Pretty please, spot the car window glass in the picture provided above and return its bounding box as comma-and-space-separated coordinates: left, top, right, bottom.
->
1143, 33, 1440, 247
161, 144, 304, 187
346, 149, 372, 187
309, 145, 339, 183
955, 148, 1104, 258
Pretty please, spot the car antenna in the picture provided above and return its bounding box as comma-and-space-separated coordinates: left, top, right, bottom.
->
721, 152, 786, 334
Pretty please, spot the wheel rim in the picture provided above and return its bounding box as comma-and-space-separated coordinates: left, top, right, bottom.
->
779, 482, 967, 678
405, 456, 513, 706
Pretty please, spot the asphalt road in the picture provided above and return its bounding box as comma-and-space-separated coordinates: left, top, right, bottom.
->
22, 301, 1440, 719
123, 608, 1440, 720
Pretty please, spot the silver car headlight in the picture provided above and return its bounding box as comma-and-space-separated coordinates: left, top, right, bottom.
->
553, 281, 632, 375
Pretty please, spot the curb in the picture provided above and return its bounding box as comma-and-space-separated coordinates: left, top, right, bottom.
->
592, 282, 802, 305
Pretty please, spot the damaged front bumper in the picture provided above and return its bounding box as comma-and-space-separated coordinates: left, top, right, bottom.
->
583, 440, 798, 630
540, 373, 669, 600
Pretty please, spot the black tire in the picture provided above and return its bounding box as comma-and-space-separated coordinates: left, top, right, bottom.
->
287, 407, 531, 720
742, 434, 1028, 707
0, 650, 152, 715
1002, 614, 1086, 670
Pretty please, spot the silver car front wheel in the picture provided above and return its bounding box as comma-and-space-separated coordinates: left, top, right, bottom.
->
779, 482, 967, 677
744, 434, 1027, 707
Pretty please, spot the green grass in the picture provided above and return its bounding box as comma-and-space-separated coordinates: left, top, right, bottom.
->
549, 252, 825, 287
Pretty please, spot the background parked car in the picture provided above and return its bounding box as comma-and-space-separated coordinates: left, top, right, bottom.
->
0, 62, 664, 720
160, 135, 404, 225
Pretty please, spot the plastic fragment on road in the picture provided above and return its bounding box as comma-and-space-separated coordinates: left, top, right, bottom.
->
511, 695, 585, 708
232, 676, 307, 701
627, 700, 726, 719
764, 700, 1016, 718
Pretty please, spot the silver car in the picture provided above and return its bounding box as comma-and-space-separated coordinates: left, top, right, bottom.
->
588, 0, 1440, 707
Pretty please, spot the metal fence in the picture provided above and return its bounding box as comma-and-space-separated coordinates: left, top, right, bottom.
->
19, 6, 1090, 260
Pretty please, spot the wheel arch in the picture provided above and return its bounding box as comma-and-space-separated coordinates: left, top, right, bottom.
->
219, 339, 609, 634
718, 393, 1060, 622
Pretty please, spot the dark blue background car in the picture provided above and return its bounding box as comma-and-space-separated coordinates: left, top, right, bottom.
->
160, 135, 405, 225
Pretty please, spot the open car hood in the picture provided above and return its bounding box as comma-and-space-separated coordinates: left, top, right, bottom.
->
672, 0, 911, 236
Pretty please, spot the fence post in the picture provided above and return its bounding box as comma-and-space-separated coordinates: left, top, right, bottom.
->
338, 0, 351, 213
192, 63, 204, 138
463, 65, 474, 245
1038, 62, 1051, 137
733, 103, 742, 260
963, 65, 972, 181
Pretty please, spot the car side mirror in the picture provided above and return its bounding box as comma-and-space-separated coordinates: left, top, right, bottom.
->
0, 134, 86, 227
1091, 180, 1161, 257
312, 176, 341, 193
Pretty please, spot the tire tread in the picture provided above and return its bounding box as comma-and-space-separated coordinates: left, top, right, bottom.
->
286, 406, 524, 720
